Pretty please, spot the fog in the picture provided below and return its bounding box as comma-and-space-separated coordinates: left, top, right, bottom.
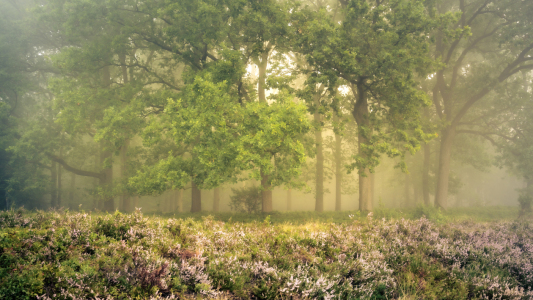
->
1, 0, 532, 215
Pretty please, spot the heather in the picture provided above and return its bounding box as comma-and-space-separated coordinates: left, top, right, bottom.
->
1, 208, 532, 299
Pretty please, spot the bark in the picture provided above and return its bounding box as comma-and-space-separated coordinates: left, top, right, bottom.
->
358, 168, 373, 211
51, 160, 57, 209
287, 189, 292, 211
352, 83, 373, 211
213, 187, 220, 212
191, 180, 202, 212
133, 196, 139, 211
1, 188, 6, 210
524, 178, 533, 213
120, 140, 131, 212
119, 53, 131, 213
119, 53, 128, 85
334, 119, 342, 212
169, 190, 175, 212
422, 142, 431, 206
92, 149, 100, 210
99, 148, 114, 212
257, 49, 273, 213
261, 169, 273, 213
435, 127, 456, 210
257, 51, 269, 103
57, 156, 62, 209
413, 174, 419, 206
47, 154, 103, 179
68, 173, 76, 210
404, 173, 411, 207
93, 151, 98, 210
100, 66, 114, 212
315, 98, 324, 212
176, 190, 183, 213
165, 192, 171, 212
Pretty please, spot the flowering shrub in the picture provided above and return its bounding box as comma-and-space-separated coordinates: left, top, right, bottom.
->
0, 209, 532, 299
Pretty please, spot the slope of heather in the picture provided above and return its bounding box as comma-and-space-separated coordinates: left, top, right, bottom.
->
0, 208, 532, 299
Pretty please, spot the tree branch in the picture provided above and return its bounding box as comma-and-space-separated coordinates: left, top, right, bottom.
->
47, 154, 104, 180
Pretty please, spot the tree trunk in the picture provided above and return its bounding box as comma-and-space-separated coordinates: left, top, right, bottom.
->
213, 187, 220, 212
93, 150, 99, 210
287, 188, 292, 211
257, 49, 273, 213
133, 196, 139, 211
51, 160, 57, 209
176, 189, 183, 213
120, 140, 131, 212
352, 83, 373, 211
1, 187, 6, 210
404, 173, 411, 207
525, 178, 533, 213
358, 168, 373, 211
435, 127, 456, 210
261, 169, 273, 212
99, 66, 114, 212
413, 174, 419, 206
257, 51, 269, 103
68, 173, 76, 210
99, 156, 114, 212
118, 53, 131, 213
57, 144, 63, 208
99, 146, 114, 212
315, 98, 324, 212
159, 193, 165, 213
166, 192, 171, 212
57, 162, 62, 209
119, 53, 128, 85
191, 180, 202, 212
422, 142, 431, 206
169, 190, 175, 212
334, 119, 342, 211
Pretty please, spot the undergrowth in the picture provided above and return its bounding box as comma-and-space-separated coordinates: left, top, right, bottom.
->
0, 206, 531, 299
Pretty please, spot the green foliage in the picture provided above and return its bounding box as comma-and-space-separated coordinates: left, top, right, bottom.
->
295, 0, 444, 173
411, 204, 447, 223
518, 193, 532, 215
131, 74, 311, 194
229, 186, 262, 213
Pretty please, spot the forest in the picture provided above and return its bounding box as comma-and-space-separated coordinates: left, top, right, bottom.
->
1, 0, 532, 214
1, 0, 533, 298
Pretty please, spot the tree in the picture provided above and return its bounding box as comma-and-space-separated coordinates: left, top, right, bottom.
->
431, 0, 533, 209
34, 0, 312, 213
489, 71, 533, 214
295, 0, 439, 211
130, 74, 311, 212
0, 0, 54, 209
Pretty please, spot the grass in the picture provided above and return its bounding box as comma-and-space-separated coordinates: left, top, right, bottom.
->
152, 205, 520, 225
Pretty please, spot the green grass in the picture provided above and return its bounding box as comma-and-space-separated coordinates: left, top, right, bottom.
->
152, 205, 521, 225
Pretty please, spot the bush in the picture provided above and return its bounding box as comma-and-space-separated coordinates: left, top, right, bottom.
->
229, 186, 262, 213
2, 209, 532, 299
411, 204, 447, 223
518, 193, 532, 216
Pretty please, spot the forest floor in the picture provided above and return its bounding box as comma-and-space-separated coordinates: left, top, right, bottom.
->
0, 206, 532, 299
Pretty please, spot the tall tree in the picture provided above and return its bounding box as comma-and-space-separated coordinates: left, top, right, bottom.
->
0, 0, 53, 209
296, 0, 440, 211
35, 0, 311, 213
431, 0, 533, 209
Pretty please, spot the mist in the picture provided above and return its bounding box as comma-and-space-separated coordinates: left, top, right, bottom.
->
0, 0, 532, 216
